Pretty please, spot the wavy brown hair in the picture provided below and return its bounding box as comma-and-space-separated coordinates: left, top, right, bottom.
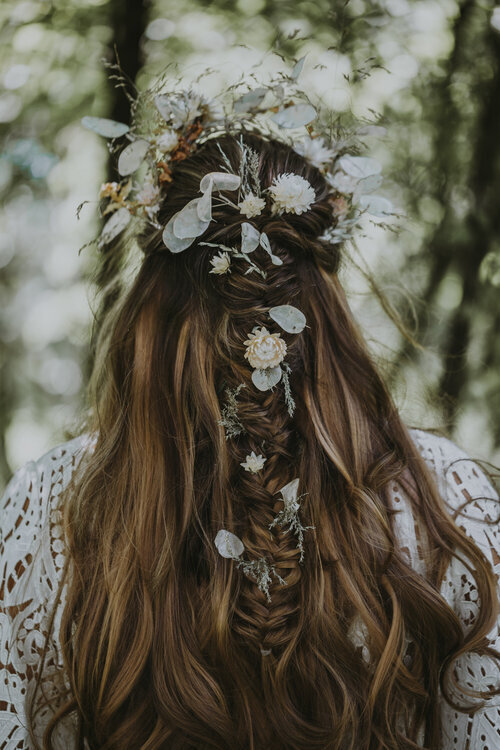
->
28, 133, 499, 749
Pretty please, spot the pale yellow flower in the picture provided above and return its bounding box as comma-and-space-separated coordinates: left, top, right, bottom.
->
209, 251, 231, 275
244, 326, 286, 369
238, 194, 266, 218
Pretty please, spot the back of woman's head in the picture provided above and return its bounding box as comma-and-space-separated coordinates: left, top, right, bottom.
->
33, 132, 499, 749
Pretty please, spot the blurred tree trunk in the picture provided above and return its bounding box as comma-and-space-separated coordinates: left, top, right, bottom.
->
88, 0, 149, 369
98, 0, 148, 292
390, 2, 500, 432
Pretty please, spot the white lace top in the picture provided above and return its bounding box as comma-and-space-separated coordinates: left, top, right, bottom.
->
1, 429, 499, 749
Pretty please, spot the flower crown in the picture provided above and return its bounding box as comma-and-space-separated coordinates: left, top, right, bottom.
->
81, 56, 393, 617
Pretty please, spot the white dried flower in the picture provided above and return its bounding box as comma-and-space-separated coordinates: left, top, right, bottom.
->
293, 136, 335, 169
238, 194, 266, 218
240, 451, 267, 473
201, 96, 225, 123
209, 251, 231, 275
155, 129, 178, 153
268, 173, 315, 215
99, 181, 120, 199
135, 181, 160, 206
244, 326, 287, 370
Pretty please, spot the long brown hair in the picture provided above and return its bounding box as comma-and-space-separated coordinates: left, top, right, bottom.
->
29, 133, 499, 748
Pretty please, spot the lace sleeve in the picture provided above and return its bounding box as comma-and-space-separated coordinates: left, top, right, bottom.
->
412, 430, 500, 750
1, 459, 44, 749
0, 437, 91, 749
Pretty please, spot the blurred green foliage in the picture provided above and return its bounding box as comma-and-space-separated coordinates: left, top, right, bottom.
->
1, 0, 499, 486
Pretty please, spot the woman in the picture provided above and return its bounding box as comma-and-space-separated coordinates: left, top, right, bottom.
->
1, 117, 499, 747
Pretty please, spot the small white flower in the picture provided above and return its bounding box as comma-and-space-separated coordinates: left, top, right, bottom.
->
136, 180, 160, 206
240, 451, 267, 473
209, 251, 231, 275
244, 326, 287, 369
201, 96, 225, 123
293, 136, 335, 169
238, 193, 266, 218
155, 129, 178, 153
268, 173, 315, 215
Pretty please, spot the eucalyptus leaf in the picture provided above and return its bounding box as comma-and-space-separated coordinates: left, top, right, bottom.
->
197, 186, 213, 222
214, 529, 244, 559
291, 56, 306, 81
355, 174, 383, 194
233, 87, 268, 113
259, 233, 283, 265
200, 171, 241, 192
81, 116, 129, 138
269, 305, 306, 334
278, 478, 300, 510
252, 366, 283, 391
358, 194, 394, 217
97, 207, 130, 248
117, 139, 150, 176
162, 214, 196, 253
241, 222, 260, 253
337, 155, 381, 179
173, 198, 210, 239
272, 103, 317, 129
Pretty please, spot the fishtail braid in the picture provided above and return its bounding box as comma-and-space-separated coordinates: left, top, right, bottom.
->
206, 217, 319, 660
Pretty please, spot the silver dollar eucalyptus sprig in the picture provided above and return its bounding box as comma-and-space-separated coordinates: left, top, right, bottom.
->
236, 558, 287, 603
268, 478, 315, 564
214, 529, 287, 603
281, 362, 296, 417
218, 383, 246, 439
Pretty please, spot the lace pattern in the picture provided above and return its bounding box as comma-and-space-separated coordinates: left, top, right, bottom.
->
1, 429, 499, 749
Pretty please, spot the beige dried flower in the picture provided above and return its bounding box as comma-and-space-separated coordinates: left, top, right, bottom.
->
244, 326, 287, 369
209, 251, 231, 275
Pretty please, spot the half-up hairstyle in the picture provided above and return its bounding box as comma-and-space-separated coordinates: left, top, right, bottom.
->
28, 133, 499, 749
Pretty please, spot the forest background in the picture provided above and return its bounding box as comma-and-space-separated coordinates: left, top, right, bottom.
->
0, 0, 499, 486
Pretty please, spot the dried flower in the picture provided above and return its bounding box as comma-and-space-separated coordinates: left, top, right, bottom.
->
238, 194, 266, 218
293, 136, 335, 169
155, 130, 179, 153
244, 327, 287, 370
201, 96, 225, 124
99, 181, 121, 199
268, 173, 315, 215
236, 557, 287, 603
99, 179, 133, 215
329, 195, 350, 219
240, 451, 267, 473
218, 383, 246, 440
209, 250, 231, 275
268, 478, 315, 564
136, 180, 160, 206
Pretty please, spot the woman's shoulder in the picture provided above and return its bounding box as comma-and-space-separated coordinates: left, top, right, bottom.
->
408, 427, 499, 535
1, 433, 94, 537
0, 436, 89, 749
0, 433, 95, 606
